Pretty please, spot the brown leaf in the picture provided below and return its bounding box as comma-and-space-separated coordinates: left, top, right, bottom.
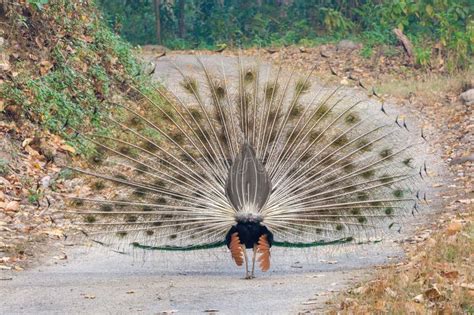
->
446, 222, 462, 235
424, 285, 443, 301
53, 253, 67, 260
24, 145, 40, 157
60, 144, 76, 154
34, 36, 43, 49
39, 60, 53, 76
375, 300, 385, 310
441, 270, 459, 280
22, 138, 33, 148
43, 228, 64, 237
0, 53, 10, 71
80, 35, 94, 43
5, 201, 20, 212
65, 45, 75, 53
28, 54, 39, 61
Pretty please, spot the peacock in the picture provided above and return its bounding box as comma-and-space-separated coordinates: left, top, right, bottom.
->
66, 56, 427, 279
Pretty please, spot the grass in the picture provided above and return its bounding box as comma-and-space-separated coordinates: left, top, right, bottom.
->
377, 69, 474, 103
327, 215, 473, 314
0, 158, 8, 176
27, 190, 42, 205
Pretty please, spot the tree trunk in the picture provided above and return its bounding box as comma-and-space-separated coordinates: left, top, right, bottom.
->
393, 28, 414, 64
178, 0, 185, 38
154, 0, 162, 44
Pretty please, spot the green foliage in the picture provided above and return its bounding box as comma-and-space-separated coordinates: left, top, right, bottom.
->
3, 0, 166, 156
0, 158, 8, 176
321, 7, 354, 35
27, 0, 49, 10
366, 0, 474, 70
97, 0, 473, 70
360, 46, 373, 59
442, 244, 459, 263
58, 168, 74, 180
27, 190, 42, 204
414, 46, 432, 68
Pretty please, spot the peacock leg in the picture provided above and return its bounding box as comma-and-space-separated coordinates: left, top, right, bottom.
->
241, 244, 250, 279
250, 244, 257, 279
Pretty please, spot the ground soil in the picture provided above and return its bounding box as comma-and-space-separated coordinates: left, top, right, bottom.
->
1, 46, 472, 313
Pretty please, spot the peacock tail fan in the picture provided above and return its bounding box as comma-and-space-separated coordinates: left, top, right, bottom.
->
64, 55, 427, 257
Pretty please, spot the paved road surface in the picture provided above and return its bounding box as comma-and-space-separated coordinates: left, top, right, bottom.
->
0, 54, 438, 315
1, 242, 402, 314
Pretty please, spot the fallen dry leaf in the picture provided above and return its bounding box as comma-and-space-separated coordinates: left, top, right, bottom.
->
446, 222, 462, 235
80, 35, 94, 43
42, 229, 65, 237
424, 285, 443, 301
440, 270, 459, 280
22, 138, 33, 147
39, 60, 53, 76
374, 300, 385, 310
28, 53, 39, 61
0, 53, 11, 71
34, 36, 43, 48
60, 144, 76, 154
53, 254, 67, 260
5, 201, 20, 212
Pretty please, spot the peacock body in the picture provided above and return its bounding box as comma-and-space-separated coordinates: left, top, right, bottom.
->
68, 56, 426, 278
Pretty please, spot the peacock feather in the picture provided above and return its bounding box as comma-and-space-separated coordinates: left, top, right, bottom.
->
66, 56, 427, 278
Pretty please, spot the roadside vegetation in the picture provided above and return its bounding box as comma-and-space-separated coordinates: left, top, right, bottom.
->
97, 0, 473, 71
327, 214, 473, 314
0, 0, 165, 269
1, 0, 163, 156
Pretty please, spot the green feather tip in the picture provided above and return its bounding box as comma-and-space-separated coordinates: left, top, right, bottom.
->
273, 237, 354, 248
131, 241, 226, 251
